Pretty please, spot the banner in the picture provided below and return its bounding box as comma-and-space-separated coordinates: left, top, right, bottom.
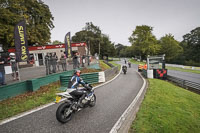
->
14, 20, 29, 62
64, 32, 72, 58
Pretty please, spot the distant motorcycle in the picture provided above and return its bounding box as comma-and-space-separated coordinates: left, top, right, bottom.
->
122, 65, 127, 74
55, 84, 96, 123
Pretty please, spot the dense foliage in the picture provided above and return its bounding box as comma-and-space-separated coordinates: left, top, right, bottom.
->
180, 27, 200, 66
72, 22, 116, 58
129, 25, 160, 60
0, 0, 54, 50
117, 25, 199, 66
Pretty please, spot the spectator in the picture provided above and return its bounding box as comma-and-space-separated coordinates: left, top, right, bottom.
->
45, 53, 51, 75
73, 52, 78, 69
49, 53, 53, 74
57, 59, 60, 72
52, 53, 58, 73
9, 53, 19, 80
77, 52, 80, 68
0, 54, 6, 85
60, 54, 67, 71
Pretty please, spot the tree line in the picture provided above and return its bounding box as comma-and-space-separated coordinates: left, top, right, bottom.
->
119, 25, 200, 66
0, 0, 199, 66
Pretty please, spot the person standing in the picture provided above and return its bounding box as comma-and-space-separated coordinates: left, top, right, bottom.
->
77, 52, 80, 68
9, 53, 19, 80
60, 54, 67, 71
57, 59, 60, 72
45, 53, 50, 75
82, 55, 85, 67
0, 54, 6, 85
49, 53, 53, 74
73, 52, 78, 69
52, 53, 58, 73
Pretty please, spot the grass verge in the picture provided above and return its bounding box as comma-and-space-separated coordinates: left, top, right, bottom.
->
129, 79, 200, 133
109, 61, 121, 70
99, 60, 111, 70
166, 66, 200, 74
0, 82, 60, 120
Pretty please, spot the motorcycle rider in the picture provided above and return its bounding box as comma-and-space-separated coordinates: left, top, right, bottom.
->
68, 69, 92, 107
128, 61, 131, 68
122, 64, 128, 74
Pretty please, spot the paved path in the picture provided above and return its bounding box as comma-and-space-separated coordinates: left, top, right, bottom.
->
168, 70, 200, 83
0, 61, 144, 133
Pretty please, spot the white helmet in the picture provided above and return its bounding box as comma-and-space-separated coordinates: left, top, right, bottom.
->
9, 53, 15, 56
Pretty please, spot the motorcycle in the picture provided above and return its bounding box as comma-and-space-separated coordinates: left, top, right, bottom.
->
122, 65, 127, 74
55, 84, 96, 123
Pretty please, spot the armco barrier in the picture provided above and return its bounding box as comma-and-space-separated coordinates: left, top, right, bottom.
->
0, 70, 74, 101
104, 67, 118, 81
167, 75, 200, 92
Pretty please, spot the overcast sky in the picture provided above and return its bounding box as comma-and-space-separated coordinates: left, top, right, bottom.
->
43, 0, 200, 45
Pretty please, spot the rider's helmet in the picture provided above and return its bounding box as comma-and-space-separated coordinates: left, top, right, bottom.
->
9, 53, 15, 56
75, 69, 81, 77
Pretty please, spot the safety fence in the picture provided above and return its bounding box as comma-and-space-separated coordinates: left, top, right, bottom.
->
0, 70, 106, 101
167, 75, 200, 93
0, 62, 118, 101
59, 72, 105, 91
0, 70, 74, 101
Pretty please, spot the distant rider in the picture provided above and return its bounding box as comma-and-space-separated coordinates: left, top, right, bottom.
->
122, 64, 127, 73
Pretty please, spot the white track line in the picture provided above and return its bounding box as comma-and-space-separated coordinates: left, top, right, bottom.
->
0, 66, 122, 126
109, 71, 146, 133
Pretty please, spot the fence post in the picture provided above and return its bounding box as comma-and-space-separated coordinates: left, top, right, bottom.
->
182, 80, 185, 88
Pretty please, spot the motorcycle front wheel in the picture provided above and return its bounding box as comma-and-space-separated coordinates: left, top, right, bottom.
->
89, 94, 96, 107
56, 102, 73, 123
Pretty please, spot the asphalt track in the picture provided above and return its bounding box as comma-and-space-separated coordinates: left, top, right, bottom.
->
0, 61, 144, 133
168, 70, 200, 83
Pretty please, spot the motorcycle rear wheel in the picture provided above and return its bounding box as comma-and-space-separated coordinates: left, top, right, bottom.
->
56, 102, 72, 123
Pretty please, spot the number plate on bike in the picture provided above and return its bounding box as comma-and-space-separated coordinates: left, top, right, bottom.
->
55, 96, 61, 103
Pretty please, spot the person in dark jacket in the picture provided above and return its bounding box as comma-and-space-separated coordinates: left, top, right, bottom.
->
52, 53, 58, 73
0, 54, 6, 85
45, 53, 51, 75
60, 54, 67, 71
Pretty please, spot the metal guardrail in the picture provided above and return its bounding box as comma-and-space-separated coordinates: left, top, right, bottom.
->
167, 75, 200, 92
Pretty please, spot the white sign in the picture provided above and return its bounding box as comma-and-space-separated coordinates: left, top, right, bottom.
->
5, 66, 12, 74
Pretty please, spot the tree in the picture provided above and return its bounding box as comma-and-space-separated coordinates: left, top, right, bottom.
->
0, 0, 54, 50
52, 40, 63, 45
181, 27, 200, 64
129, 25, 160, 60
115, 43, 125, 57
158, 34, 183, 62
72, 22, 116, 58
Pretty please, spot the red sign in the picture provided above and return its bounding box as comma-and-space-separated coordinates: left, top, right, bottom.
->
8, 42, 87, 53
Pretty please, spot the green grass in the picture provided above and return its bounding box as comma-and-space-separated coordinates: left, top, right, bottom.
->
108, 57, 121, 61
109, 61, 121, 70
130, 79, 200, 133
99, 60, 111, 70
129, 59, 145, 65
166, 66, 200, 74
0, 82, 60, 120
